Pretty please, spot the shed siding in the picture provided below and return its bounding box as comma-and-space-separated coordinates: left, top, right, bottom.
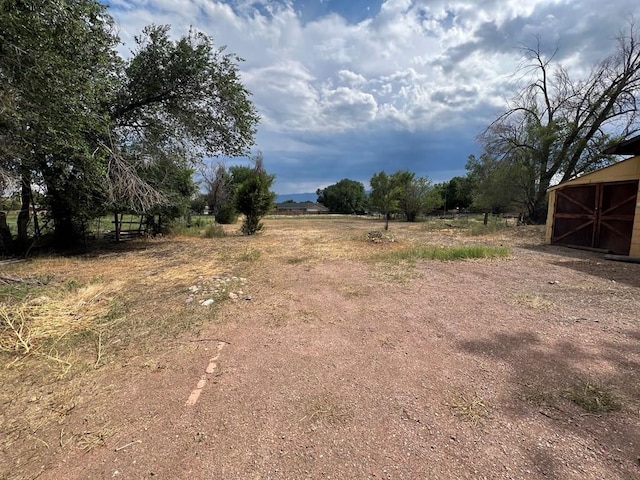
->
546, 155, 640, 256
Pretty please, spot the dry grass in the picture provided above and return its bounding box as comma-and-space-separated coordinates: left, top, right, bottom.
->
0, 217, 543, 480
0, 281, 124, 371
511, 293, 554, 310
301, 391, 352, 426
565, 380, 621, 413
446, 393, 492, 426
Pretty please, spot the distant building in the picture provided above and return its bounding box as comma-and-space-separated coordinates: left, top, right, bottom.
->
274, 201, 330, 215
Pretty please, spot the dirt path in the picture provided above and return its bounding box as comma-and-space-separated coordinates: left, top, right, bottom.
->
3, 220, 640, 479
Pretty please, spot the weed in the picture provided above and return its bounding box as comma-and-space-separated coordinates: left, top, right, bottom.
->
565, 380, 621, 413
203, 223, 226, 238
376, 244, 510, 263
237, 248, 261, 262
285, 256, 306, 264
64, 279, 82, 292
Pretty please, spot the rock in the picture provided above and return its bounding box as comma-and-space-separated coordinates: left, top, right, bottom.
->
185, 296, 194, 304
188, 285, 199, 293
202, 299, 214, 307
244, 296, 252, 301
228, 292, 239, 300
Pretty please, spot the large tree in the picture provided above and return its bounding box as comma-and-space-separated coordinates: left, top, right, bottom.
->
316, 179, 367, 214
478, 21, 640, 223
1, 0, 120, 247
0, 3, 259, 250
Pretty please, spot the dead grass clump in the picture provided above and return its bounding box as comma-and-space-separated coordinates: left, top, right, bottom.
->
446, 393, 492, 425
0, 282, 125, 362
565, 380, 621, 413
301, 391, 352, 426
511, 293, 554, 310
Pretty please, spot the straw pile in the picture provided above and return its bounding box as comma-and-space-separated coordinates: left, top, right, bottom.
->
0, 282, 124, 355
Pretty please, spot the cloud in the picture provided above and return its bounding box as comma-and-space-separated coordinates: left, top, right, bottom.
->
106, 0, 640, 193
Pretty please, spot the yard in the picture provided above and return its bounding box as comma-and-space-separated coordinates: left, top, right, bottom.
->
1, 216, 639, 479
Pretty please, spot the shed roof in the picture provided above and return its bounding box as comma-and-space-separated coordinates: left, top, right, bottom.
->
603, 134, 640, 155
548, 155, 640, 191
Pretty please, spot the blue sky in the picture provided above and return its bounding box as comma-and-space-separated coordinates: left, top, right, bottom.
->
105, 0, 639, 194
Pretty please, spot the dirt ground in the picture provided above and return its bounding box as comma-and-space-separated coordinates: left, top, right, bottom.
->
2, 217, 640, 479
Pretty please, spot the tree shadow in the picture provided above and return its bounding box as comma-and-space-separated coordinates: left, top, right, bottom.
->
458, 329, 640, 479
521, 243, 640, 288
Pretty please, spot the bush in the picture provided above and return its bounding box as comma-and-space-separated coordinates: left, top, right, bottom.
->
203, 223, 226, 238
214, 202, 238, 224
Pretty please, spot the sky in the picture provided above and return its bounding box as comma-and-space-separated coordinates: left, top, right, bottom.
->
104, 0, 639, 195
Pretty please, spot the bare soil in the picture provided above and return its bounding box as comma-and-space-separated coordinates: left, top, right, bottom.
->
2, 217, 640, 479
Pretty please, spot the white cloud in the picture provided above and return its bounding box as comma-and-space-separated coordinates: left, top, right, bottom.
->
106, 0, 640, 193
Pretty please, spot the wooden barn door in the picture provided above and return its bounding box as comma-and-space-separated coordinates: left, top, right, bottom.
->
597, 181, 638, 255
551, 180, 638, 255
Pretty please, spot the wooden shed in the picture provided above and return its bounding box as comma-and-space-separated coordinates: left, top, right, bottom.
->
545, 136, 640, 257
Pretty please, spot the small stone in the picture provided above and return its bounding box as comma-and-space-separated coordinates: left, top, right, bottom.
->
188, 285, 199, 293
228, 292, 239, 300
244, 296, 252, 301
185, 296, 194, 304
202, 299, 214, 307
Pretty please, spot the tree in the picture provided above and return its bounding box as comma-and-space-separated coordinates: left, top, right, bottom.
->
0, 5, 259, 251
203, 162, 238, 224
465, 154, 524, 214
390, 171, 440, 222
1, 0, 121, 248
112, 25, 259, 161
316, 179, 367, 213
478, 21, 640, 223
232, 152, 276, 235
369, 171, 399, 230
434, 176, 474, 212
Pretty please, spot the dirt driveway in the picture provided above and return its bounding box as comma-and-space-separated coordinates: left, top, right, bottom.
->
2, 217, 640, 479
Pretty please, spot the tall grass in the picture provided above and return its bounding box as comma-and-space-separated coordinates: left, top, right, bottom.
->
376, 244, 510, 263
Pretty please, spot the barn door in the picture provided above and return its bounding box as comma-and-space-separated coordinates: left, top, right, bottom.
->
551, 180, 638, 255
551, 184, 598, 250
597, 181, 638, 255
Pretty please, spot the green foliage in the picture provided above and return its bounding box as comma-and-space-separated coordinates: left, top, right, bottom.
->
369, 171, 399, 230
0, 6, 259, 250
316, 179, 367, 214
113, 24, 259, 160
391, 171, 441, 222
369, 170, 440, 228
203, 223, 226, 238
232, 152, 276, 235
434, 176, 474, 211
139, 154, 196, 224
204, 163, 238, 224
190, 194, 208, 214
465, 154, 525, 214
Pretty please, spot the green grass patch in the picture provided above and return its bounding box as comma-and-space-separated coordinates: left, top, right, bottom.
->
376, 244, 510, 263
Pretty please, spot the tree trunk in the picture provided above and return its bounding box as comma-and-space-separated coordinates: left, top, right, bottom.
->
384, 213, 390, 231
17, 172, 31, 247
0, 212, 14, 254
